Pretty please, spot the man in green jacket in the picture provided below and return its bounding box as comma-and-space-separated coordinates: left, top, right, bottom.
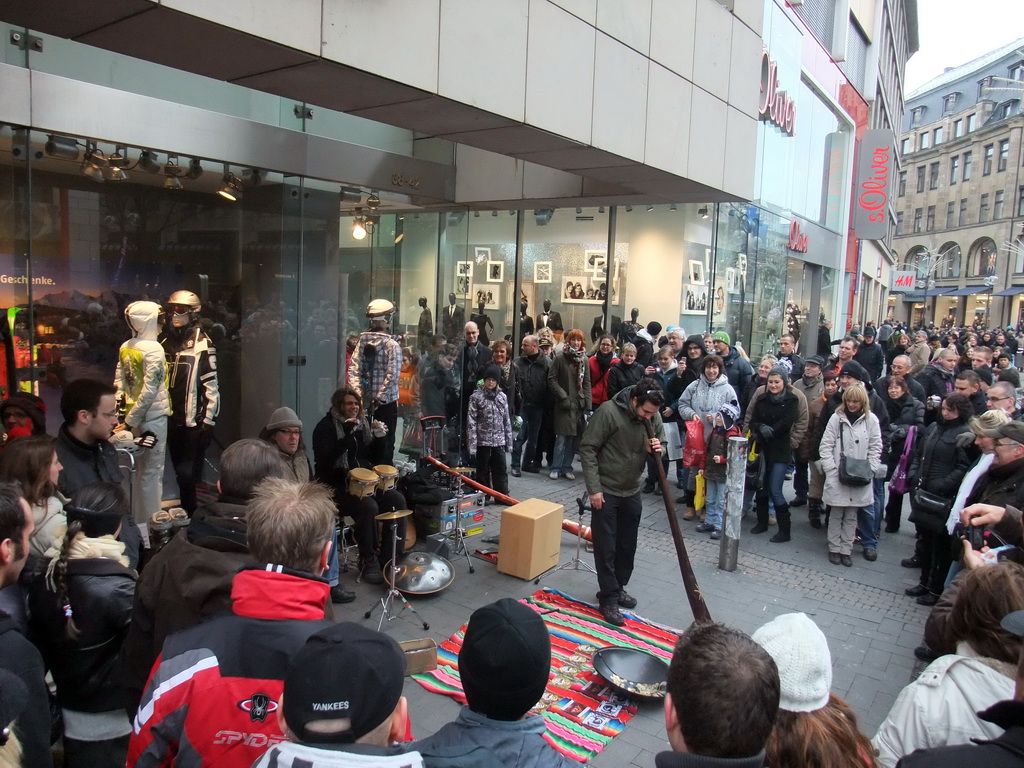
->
580, 379, 666, 625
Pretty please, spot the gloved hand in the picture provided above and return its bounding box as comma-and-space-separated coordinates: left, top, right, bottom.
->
370, 420, 388, 438
758, 424, 774, 441
135, 431, 159, 450
505, 444, 512, 453
956, 431, 976, 449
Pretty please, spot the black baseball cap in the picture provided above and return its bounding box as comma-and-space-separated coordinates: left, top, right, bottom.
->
282, 622, 406, 744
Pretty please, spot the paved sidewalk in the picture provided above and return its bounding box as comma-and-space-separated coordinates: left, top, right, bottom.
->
340, 463, 931, 766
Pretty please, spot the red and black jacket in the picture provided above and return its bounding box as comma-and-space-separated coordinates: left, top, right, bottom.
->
128, 565, 332, 768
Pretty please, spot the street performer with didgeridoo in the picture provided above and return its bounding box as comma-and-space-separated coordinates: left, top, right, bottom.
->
580, 378, 665, 626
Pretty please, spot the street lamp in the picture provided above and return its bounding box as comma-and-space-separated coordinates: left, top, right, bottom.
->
913, 247, 955, 330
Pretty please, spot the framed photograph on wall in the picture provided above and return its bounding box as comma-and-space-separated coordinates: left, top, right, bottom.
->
486, 261, 504, 283
585, 249, 607, 277
534, 261, 552, 283
681, 285, 708, 315
725, 267, 739, 294
474, 247, 490, 264
563, 275, 605, 304
456, 274, 471, 296
688, 259, 706, 286
470, 282, 500, 311
456, 260, 472, 277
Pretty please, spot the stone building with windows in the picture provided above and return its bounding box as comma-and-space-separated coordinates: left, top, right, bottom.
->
892, 37, 1024, 329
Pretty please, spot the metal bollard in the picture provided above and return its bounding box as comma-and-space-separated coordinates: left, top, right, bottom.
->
719, 435, 748, 571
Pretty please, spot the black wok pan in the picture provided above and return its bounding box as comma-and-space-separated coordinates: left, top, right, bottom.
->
592, 647, 668, 700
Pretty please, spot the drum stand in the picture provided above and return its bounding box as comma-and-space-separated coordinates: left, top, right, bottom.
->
536, 494, 597, 584
448, 469, 476, 574
364, 519, 429, 632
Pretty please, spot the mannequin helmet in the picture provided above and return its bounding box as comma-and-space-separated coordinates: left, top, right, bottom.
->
366, 299, 395, 319
166, 290, 201, 328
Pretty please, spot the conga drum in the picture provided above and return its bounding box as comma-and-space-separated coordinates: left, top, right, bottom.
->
347, 467, 379, 499
373, 465, 399, 492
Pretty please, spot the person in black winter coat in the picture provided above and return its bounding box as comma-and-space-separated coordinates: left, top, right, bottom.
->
955, 370, 989, 416
664, 335, 707, 496
749, 365, 801, 543
905, 393, 975, 606
915, 349, 958, 425
880, 375, 925, 533
853, 327, 885, 383
28, 482, 136, 768
606, 342, 644, 399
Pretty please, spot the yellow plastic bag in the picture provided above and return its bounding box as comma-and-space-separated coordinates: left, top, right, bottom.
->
694, 472, 706, 511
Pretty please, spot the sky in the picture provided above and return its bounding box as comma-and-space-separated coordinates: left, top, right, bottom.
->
904, 0, 1024, 93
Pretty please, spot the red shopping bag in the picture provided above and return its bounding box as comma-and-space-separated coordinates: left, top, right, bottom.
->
683, 419, 707, 468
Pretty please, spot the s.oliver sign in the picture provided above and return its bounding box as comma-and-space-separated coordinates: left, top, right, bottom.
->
758, 50, 796, 137
853, 130, 895, 240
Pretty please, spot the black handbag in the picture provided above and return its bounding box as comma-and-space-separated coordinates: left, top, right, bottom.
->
745, 439, 766, 490
838, 424, 872, 487
909, 488, 954, 533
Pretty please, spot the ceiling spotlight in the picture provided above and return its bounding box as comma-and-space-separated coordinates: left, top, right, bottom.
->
491, 210, 498, 217
217, 164, 242, 201
698, 205, 709, 219
534, 209, 553, 226
624, 205, 633, 213
366, 192, 381, 211
163, 156, 182, 190
598, 206, 605, 214
44, 135, 80, 160
183, 158, 204, 180
576, 207, 583, 214
670, 203, 678, 212
138, 150, 161, 174
646, 204, 654, 212
108, 145, 127, 168
340, 186, 362, 203
245, 168, 262, 187
352, 208, 367, 240
80, 143, 106, 182
473, 211, 480, 217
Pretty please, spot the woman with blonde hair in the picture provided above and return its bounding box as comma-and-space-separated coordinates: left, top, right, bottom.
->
820, 383, 882, 566
753, 612, 877, 768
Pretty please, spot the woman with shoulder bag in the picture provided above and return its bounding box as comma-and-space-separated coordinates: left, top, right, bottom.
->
820, 384, 883, 567
882, 375, 925, 533
904, 392, 975, 605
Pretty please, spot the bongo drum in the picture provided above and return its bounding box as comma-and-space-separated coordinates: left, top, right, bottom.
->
373, 464, 399, 492
347, 467, 379, 499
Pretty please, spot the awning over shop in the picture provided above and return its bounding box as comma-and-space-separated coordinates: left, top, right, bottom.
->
993, 286, 1024, 296
943, 286, 989, 296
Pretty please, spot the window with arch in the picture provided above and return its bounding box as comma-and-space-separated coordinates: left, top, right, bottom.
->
967, 237, 998, 277
904, 245, 929, 279
938, 242, 962, 278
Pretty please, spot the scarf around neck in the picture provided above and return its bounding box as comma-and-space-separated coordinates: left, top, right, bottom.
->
565, 346, 586, 386
45, 532, 130, 588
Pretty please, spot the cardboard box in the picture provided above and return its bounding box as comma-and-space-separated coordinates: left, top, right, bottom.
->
399, 638, 437, 675
497, 498, 564, 580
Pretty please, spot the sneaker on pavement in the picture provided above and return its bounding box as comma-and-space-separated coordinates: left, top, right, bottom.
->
511, 467, 522, 477
840, 554, 853, 567
564, 471, 576, 481
901, 555, 921, 568
599, 603, 625, 626
695, 522, 715, 533
549, 470, 560, 480
330, 585, 356, 603
618, 591, 638, 609
710, 528, 722, 540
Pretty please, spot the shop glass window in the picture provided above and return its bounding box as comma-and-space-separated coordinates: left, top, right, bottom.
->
979, 194, 990, 223
933, 127, 943, 144
953, 119, 963, 138
898, 170, 907, 196
926, 205, 935, 231
919, 132, 930, 150
967, 114, 976, 132
946, 201, 955, 228
959, 198, 968, 226
913, 208, 922, 233
984, 144, 994, 175
999, 140, 1010, 172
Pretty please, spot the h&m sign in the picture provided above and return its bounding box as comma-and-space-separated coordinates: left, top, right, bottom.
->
891, 271, 917, 291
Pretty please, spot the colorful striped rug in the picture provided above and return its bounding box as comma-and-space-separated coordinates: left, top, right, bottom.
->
411, 588, 682, 763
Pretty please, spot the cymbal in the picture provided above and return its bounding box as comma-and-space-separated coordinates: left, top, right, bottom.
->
375, 508, 413, 521
450, 466, 475, 474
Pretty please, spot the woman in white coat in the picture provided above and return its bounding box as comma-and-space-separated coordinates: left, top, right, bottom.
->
819, 383, 882, 567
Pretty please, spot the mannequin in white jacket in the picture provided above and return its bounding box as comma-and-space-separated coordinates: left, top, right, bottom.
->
115, 301, 171, 530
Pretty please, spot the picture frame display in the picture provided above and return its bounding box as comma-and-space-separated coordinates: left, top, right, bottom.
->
562, 275, 608, 305
486, 261, 504, 283
534, 261, 552, 283
470, 282, 500, 310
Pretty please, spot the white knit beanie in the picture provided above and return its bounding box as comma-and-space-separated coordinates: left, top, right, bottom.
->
751, 612, 831, 712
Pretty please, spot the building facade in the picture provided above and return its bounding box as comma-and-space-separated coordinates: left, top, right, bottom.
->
0, 0, 914, 456
892, 37, 1024, 329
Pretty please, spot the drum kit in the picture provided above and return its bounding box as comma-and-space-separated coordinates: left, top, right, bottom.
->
357, 463, 460, 632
